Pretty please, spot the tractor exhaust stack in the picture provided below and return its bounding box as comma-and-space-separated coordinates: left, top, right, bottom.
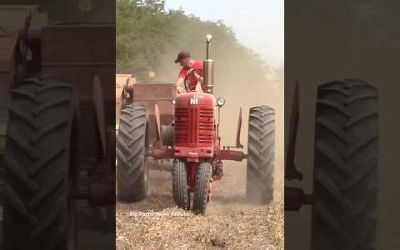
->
203, 34, 215, 93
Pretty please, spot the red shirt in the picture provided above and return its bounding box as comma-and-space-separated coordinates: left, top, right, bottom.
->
179, 60, 204, 90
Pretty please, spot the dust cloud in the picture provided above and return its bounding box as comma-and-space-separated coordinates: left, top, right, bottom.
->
154, 42, 284, 201
117, 36, 284, 250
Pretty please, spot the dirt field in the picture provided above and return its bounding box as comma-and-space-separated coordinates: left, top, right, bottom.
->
116, 49, 284, 249
116, 161, 283, 250
116, 69, 284, 249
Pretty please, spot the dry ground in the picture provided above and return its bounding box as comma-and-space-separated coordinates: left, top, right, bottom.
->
116, 161, 283, 250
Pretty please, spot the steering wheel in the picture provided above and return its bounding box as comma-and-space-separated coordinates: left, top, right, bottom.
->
183, 68, 198, 92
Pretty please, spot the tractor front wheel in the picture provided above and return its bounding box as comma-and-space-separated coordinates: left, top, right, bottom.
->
246, 105, 275, 204
172, 160, 190, 210
192, 162, 212, 214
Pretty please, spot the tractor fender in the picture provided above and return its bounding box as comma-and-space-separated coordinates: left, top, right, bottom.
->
93, 75, 106, 157
235, 106, 243, 148
161, 124, 175, 146
154, 104, 161, 141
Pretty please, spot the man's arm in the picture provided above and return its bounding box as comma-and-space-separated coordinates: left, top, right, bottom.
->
193, 71, 203, 84
176, 77, 185, 94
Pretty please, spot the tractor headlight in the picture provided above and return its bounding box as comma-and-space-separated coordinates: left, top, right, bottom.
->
216, 97, 225, 107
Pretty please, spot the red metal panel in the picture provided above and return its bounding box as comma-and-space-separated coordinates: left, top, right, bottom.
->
132, 83, 175, 140
132, 83, 175, 117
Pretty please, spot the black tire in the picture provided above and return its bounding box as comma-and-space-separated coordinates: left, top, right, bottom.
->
312, 79, 378, 250
3, 76, 79, 250
246, 105, 275, 203
116, 103, 149, 202
192, 162, 212, 215
172, 160, 190, 210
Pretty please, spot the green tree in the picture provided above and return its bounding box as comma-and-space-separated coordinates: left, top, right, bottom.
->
117, 0, 172, 78
116, 0, 271, 85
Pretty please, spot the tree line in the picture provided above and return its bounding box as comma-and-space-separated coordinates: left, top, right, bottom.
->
117, 0, 270, 83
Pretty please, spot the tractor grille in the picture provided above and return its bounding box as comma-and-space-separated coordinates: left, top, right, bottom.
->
198, 108, 214, 144
175, 107, 214, 145
175, 108, 189, 144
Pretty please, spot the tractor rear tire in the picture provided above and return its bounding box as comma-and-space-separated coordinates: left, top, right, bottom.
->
246, 105, 275, 204
192, 162, 212, 215
3, 76, 79, 250
312, 79, 378, 250
116, 103, 149, 202
172, 160, 190, 210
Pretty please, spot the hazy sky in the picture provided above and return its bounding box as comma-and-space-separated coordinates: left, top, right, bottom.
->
165, 0, 284, 67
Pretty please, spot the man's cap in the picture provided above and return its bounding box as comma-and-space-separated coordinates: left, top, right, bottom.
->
174, 50, 191, 63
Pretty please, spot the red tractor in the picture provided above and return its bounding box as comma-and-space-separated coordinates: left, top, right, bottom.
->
117, 35, 276, 214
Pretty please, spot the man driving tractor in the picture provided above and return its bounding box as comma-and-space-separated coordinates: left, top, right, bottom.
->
175, 50, 204, 93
